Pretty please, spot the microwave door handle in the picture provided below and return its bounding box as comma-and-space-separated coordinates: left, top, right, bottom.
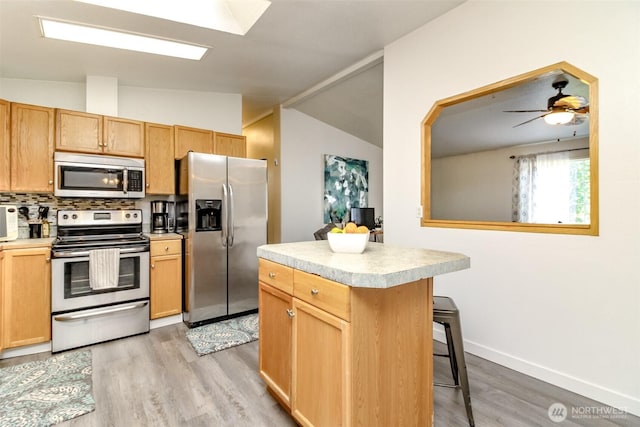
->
228, 184, 234, 247
122, 169, 128, 195
221, 184, 228, 247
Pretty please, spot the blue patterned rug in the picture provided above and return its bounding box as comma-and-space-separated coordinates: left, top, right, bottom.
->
186, 313, 259, 356
0, 350, 95, 427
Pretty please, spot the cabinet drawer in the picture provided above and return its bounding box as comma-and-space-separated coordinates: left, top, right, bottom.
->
259, 258, 293, 295
293, 270, 350, 321
150, 239, 182, 257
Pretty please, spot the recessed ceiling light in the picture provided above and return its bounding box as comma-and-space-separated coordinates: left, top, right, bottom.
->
74, 0, 271, 35
38, 17, 208, 60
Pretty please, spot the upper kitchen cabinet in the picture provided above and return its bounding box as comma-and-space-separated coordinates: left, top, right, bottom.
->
56, 109, 102, 154
215, 132, 246, 158
56, 109, 144, 158
0, 99, 9, 191
104, 116, 145, 157
145, 122, 175, 194
174, 125, 214, 159
10, 103, 54, 193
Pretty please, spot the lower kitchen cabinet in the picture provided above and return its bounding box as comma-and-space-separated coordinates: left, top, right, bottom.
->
259, 281, 293, 407
259, 257, 433, 427
1, 246, 51, 350
149, 239, 182, 319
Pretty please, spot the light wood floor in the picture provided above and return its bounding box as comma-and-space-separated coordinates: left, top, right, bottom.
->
1, 323, 637, 426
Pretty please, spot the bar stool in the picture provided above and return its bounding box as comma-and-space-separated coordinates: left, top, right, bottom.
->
433, 296, 475, 427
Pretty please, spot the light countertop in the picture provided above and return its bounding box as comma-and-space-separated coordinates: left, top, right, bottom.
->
0, 238, 54, 250
257, 240, 470, 289
145, 232, 183, 241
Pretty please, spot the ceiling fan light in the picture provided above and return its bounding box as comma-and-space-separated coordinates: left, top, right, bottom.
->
543, 111, 574, 125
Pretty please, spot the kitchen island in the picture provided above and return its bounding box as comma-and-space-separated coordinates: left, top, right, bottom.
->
257, 240, 470, 427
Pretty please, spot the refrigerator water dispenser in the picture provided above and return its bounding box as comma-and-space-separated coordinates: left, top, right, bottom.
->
195, 199, 221, 231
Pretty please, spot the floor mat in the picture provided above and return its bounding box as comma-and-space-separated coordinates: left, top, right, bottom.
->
0, 350, 95, 427
186, 313, 259, 356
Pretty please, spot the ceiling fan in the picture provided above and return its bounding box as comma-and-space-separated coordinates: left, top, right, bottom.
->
504, 76, 589, 128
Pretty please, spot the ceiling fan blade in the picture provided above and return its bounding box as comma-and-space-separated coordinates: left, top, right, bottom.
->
554, 95, 588, 109
512, 114, 547, 128
503, 109, 549, 113
564, 113, 589, 126
574, 105, 590, 114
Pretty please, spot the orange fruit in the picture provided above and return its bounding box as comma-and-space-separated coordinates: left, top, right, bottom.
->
356, 225, 370, 234
344, 222, 358, 233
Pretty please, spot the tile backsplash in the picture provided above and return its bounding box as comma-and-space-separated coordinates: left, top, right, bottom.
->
0, 193, 135, 239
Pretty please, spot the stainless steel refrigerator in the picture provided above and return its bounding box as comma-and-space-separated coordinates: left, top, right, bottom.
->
177, 152, 267, 327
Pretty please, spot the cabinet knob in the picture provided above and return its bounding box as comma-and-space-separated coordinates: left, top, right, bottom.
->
268, 272, 276, 278
151, 264, 155, 269
310, 289, 319, 296
286, 309, 295, 318
45, 257, 51, 263
164, 246, 169, 251
146, 183, 150, 188
48, 180, 53, 185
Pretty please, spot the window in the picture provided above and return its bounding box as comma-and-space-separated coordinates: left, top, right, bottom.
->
512, 150, 590, 224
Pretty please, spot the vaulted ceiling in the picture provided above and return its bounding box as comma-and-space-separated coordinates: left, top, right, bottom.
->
0, 0, 466, 147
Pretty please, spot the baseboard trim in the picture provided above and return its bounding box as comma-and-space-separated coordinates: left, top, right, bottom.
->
150, 314, 183, 330
433, 329, 640, 417
0, 342, 51, 360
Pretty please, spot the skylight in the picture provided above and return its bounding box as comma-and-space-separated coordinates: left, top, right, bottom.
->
39, 18, 208, 60
74, 0, 271, 35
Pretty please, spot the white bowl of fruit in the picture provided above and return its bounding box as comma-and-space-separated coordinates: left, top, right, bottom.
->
326, 222, 370, 254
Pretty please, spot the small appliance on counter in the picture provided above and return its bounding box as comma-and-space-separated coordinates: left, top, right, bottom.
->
0, 205, 19, 242
150, 200, 175, 233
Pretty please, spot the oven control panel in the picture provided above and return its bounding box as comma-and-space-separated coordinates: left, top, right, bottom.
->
57, 209, 142, 226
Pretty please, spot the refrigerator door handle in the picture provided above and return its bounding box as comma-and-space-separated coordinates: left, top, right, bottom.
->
228, 183, 235, 247
222, 183, 228, 247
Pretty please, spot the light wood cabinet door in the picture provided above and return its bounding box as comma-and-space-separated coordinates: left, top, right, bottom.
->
55, 109, 103, 154
292, 298, 350, 427
0, 99, 9, 191
104, 116, 145, 158
174, 125, 214, 159
10, 103, 54, 193
1, 247, 51, 349
259, 282, 293, 408
145, 123, 175, 195
150, 240, 182, 319
215, 132, 246, 158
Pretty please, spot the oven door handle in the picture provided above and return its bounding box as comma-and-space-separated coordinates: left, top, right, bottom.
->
52, 246, 149, 258
54, 301, 148, 322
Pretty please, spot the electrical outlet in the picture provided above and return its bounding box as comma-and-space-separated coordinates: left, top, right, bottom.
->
416, 206, 422, 218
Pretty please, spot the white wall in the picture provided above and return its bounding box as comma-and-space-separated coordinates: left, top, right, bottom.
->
280, 107, 383, 243
432, 138, 589, 221
0, 78, 241, 133
384, 0, 640, 418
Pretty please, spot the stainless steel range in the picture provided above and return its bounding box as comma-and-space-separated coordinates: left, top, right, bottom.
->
51, 209, 150, 353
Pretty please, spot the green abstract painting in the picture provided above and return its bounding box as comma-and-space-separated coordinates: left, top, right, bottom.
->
324, 154, 369, 223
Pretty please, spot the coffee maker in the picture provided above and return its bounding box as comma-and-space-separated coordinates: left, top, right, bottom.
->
150, 200, 174, 233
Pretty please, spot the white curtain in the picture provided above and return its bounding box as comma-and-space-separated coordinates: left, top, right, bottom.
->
512, 151, 585, 224
512, 155, 536, 222
532, 151, 572, 223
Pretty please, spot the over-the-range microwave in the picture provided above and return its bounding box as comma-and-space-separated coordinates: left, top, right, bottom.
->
54, 152, 145, 199
0, 205, 19, 242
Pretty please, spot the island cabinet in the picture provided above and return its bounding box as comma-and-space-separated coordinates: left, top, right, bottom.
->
0, 99, 9, 191
214, 132, 246, 158
149, 238, 183, 319
145, 122, 175, 195
258, 256, 435, 427
10, 103, 55, 193
1, 245, 52, 350
174, 125, 214, 159
55, 109, 145, 158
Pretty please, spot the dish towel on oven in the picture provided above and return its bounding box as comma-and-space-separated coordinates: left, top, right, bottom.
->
89, 248, 120, 289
